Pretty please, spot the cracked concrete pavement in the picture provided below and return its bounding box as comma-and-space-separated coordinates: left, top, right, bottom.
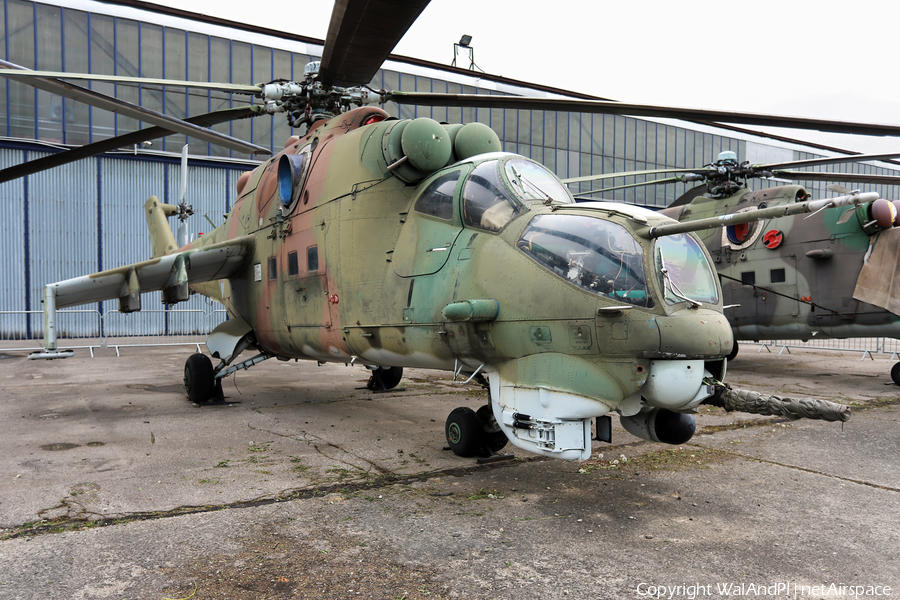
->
0, 343, 898, 599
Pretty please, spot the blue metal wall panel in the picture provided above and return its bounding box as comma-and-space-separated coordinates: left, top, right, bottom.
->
27, 151, 98, 337
0, 148, 27, 337
0, 148, 250, 338
98, 156, 167, 335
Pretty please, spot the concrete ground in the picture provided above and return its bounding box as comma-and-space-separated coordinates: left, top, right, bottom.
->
0, 342, 897, 599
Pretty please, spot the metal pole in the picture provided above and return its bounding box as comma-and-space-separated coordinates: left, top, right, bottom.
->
43, 284, 56, 352
28, 285, 74, 359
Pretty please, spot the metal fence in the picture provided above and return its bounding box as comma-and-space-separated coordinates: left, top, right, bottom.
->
0, 308, 229, 356
748, 337, 900, 361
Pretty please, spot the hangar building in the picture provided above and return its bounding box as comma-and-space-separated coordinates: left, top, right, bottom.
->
2, 0, 898, 345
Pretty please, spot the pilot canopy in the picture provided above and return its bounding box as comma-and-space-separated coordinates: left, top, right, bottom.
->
518, 213, 653, 307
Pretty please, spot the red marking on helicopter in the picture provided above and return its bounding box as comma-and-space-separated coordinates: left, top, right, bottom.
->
763, 229, 784, 249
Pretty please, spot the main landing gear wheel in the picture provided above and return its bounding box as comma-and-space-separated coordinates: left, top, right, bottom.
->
476, 404, 508, 453
367, 366, 404, 391
184, 353, 215, 403
891, 362, 900, 386
445, 407, 483, 457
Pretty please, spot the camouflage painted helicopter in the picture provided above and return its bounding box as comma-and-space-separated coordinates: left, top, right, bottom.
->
4, 0, 888, 461
565, 151, 900, 383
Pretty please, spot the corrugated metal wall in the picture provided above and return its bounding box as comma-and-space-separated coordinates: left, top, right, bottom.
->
0, 145, 251, 339
0, 148, 27, 338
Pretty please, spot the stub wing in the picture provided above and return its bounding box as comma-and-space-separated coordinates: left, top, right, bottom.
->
49, 235, 254, 309
33, 236, 254, 357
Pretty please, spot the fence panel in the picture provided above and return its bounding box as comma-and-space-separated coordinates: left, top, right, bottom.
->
748, 337, 888, 359
102, 309, 211, 353
0, 309, 102, 351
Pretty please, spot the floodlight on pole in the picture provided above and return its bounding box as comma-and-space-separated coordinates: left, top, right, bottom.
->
451, 35, 482, 71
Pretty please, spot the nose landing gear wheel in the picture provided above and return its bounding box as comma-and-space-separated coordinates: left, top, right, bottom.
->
184, 353, 215, 403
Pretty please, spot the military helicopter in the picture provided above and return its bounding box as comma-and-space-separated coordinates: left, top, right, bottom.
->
4, 0, 885, 461
565, 151, 900, 384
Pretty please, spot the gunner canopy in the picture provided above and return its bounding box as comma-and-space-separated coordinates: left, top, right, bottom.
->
462, 157, 572, 232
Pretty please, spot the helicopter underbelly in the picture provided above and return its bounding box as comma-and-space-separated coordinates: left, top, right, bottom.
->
486, 354, 721, 461
485, 353, 644, 460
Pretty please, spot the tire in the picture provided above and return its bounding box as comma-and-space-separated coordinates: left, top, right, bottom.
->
368, 366, 403, 390
891, 362, 900, 386
184, 353, 215, 403
726, 342, 739, 362
445, 407, 484, 457
476, 404, 508, 453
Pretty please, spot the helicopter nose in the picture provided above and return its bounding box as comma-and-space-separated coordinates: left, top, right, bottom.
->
657, 310, 732, 359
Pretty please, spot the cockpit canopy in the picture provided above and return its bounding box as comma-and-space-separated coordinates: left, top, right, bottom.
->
518, 213, 653, 307
412, 155, 573, 232
655, 233, 719, 306
462, 157, 573, 232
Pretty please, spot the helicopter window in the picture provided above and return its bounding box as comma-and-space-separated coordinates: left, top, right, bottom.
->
462, 160, 523, 232
770, 268, 786, 284
504, 158, 572, 204
267, 257, 277, 281
517, 214, 652, 306
307, 246, 319, 272
414, 170, 460, 221
741, 272, 755, 285
655, 234, 719, 305
288, 251, 299, 277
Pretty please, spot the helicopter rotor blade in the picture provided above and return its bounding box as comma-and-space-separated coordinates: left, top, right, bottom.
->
0, 59, 270, 156
753, 152, 900, 171
387, 91, 900, 138
573, 176, 689, 198
770, 170, 900, 186
669, 185, 710, 208
0, 106, 266, 184
828, 184, 854, 194
318, 0, 432, 87
0, 69, 262, 95
562, 167, 716, 185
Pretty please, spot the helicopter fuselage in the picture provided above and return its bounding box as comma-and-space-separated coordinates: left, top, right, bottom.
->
185, 107, 732, 459
663, 186, 900, 343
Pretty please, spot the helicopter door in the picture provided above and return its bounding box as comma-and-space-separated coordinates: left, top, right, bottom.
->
726, 250, 801, 332
392, 169, 465, 277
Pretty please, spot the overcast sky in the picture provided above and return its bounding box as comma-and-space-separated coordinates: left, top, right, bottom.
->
154, 0, 900, 156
